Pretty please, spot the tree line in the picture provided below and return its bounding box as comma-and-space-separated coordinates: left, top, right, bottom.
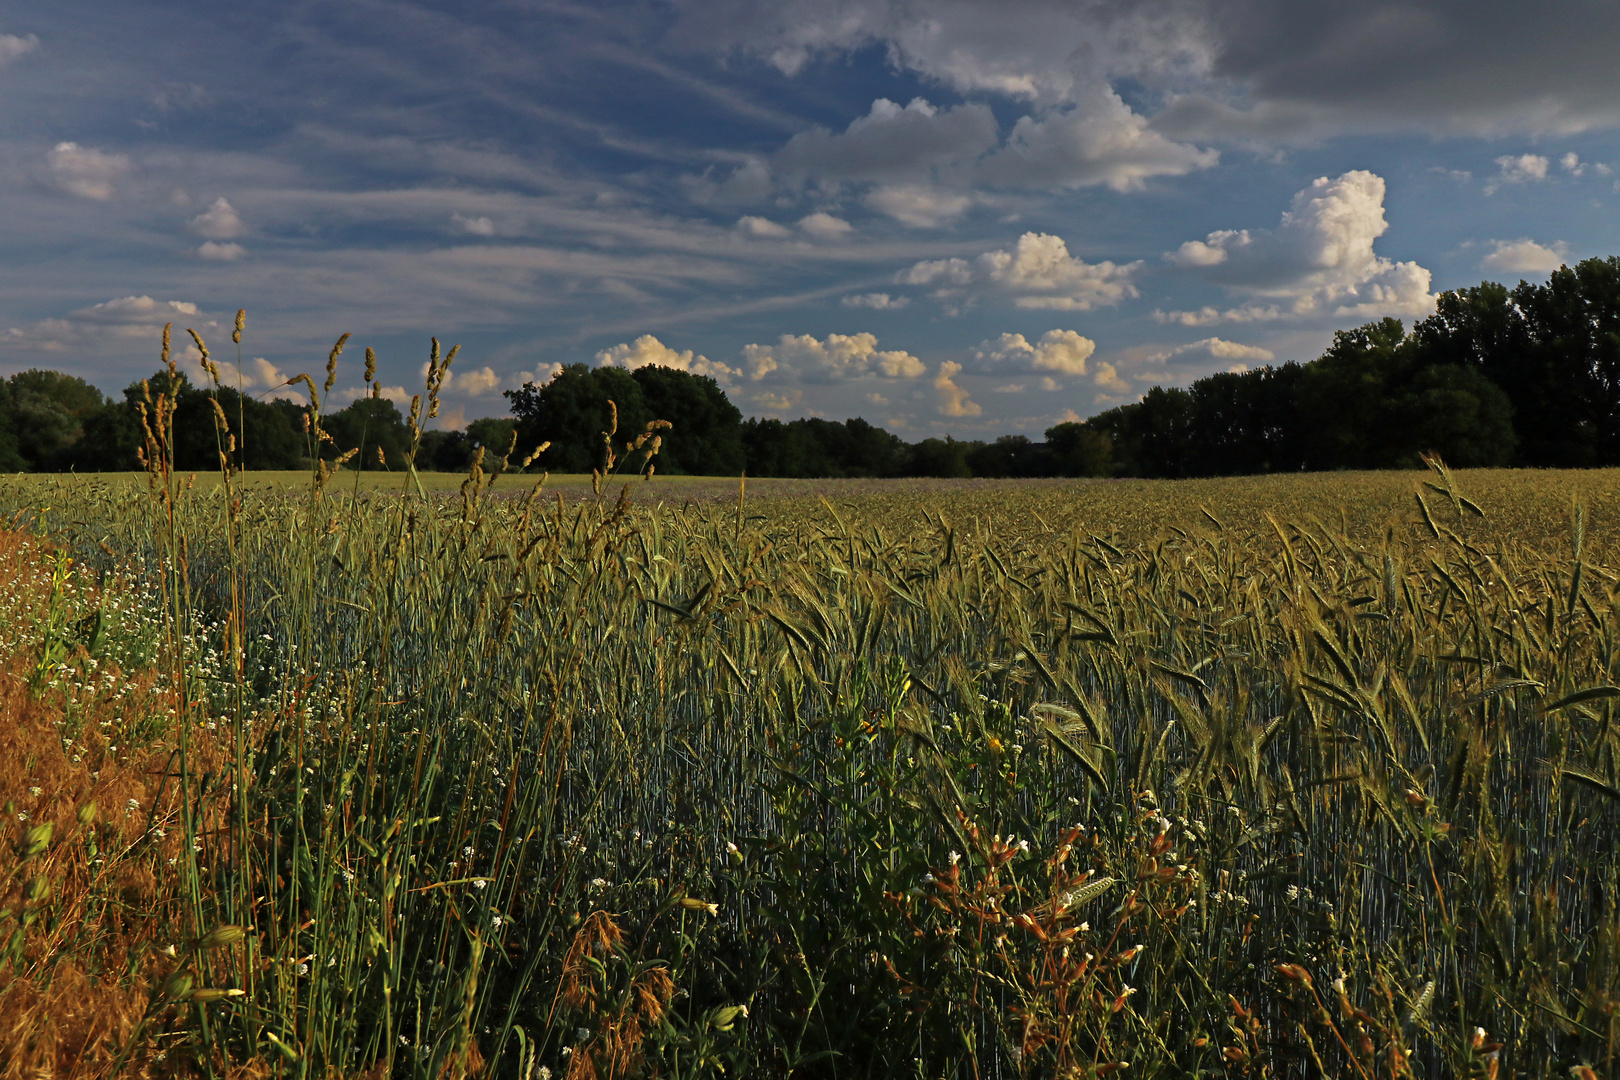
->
0, 369, 515, 475
4, 255, 1619, 478
1090, 256, 1620, 476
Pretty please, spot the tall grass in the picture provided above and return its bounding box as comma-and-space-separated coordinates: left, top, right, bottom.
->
3, 321, 1620, 1077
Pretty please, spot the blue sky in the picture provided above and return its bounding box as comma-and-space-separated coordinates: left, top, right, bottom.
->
2, 0, 1619, 435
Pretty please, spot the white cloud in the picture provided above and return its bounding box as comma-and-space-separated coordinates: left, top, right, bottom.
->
188, 197, 245, 239
199, 356, 304, 400
453, 213, 497, 236
776, 97, 999, 183
900, 258, 974, 287
902, 232, 1140, 311
977, 88, 1217, 192
596, 334, 741, 381
1485, 153, 1550, 193
516, 363, 566, 387
864, 184, 972, 227
0, 32, 39, 65
1091, 362, 1131, 394
737, 215, 792, 238
1481, 238, 1570, 274
457, 366, 501, 396
1148, 337, 1275, 366
742, 331, 926, 382
45, 142, 131, 200
4, 296, 213, 354
1160, 171, 1436, 324
974, 329, 1096, 375
1561, 152, 1586, 177
750, 388, 801, 414
197, 241, 246, 261
865, 391, 889, 405
842, 292, 909, 310
799, 211, 854, 239
933, 361, 980, 417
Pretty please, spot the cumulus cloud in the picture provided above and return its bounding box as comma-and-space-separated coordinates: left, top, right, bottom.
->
516, 363, 567, 387
1481, 238, 1570, 274
799, 211, 854, 239
1149, 337, 1275, 368
1485, 153, 1550, 193
596, 334, 741, 381
750, 388, 801, 414
1561, 152, 1586, 177
1160, 171, 1436, 324
842, 292, 909, 310
188, 197, 245, 239
904, 232, 1141, 311
737, 215, 793, 238
4, 296, 213, 353
973, 329, 1096, 375
453, 213, 497, 236
742, 331, 926, 382
456, 366, 502, 396
933, 361, 980, 417
1091, 362, 1131, 394
0, 32, 39, 65
977, 88, 1218, 192
864, 185, 973, 227
759, 90, 1215, 207
45, 142, 131, 200
197, 241, 245, 261
776, 97, 999, 184
198, 356, 305, 400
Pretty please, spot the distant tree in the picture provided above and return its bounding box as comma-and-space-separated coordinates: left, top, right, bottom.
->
742, 416, 910, 477
507, 364, 745, 475
966, 435, 1049, 478
0, 381, 26, 472
322, 397, 412, 470
466, 417, 519, 466
1295, 318, 1412, 470
1513, 257, 1620, 465
1383, 364, 1517, 467
417, 429, 473, 472
1044, 422, 1113, 478
8, 370, 107, 470
630, 366, 743, 475
906, 436, 972, 478
506, 364, 649, 474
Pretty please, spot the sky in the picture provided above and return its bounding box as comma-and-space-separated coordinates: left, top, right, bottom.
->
2, 0, 1618, 436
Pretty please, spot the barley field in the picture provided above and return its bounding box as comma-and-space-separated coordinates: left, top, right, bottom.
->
4, 450, 1620, 1078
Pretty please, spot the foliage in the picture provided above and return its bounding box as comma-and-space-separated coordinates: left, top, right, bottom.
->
9, 336, 1620, 1077
508, 363, 741, 476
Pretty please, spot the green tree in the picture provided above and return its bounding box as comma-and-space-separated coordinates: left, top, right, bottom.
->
466, 417, 519, 466
0, 381, 26, 472
1044, 422, 1114, 477
323, 397, 412, 470
506, 364, 649, 474
906, 436, 972, 478
7, 369, 108, 470
1383, 364, 1517, 467
630, 366, 742, 475
1512, 257, 1620, 465
1296, 317, 1412, 470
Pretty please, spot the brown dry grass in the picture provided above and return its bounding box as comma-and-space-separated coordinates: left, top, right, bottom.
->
0, 529, 257, 1080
